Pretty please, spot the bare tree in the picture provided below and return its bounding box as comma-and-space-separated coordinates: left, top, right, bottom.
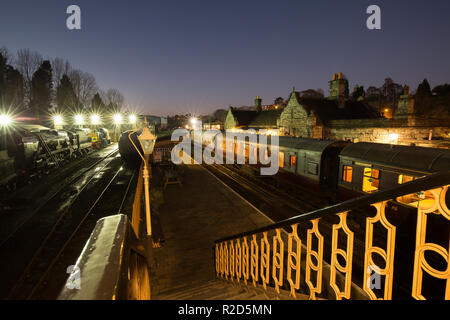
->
69, 69, 98, 108
15, 49, 43, 106
0, 46, 13, 64
104, 88, 124, 111
52, 57, 72, 88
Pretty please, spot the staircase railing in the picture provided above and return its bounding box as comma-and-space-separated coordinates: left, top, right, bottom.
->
214, 171, 450, 300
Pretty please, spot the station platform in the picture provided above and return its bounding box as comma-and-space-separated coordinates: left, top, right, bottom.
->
148, 163, 272, 299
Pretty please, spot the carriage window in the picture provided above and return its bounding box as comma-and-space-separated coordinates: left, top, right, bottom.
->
290, 155, 296, 168
307, 162, 318, 175
279, 152, 284, 168
362, 168, 380, 193
398, 174, 415, 184
342, 166, 353, 182
397, 190, 434, 208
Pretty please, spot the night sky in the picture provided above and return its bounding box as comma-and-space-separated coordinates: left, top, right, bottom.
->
1, 0, 450, 116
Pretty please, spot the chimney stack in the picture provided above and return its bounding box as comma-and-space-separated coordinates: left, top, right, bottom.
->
329, 72, 349, 101
254, 96, 262, 112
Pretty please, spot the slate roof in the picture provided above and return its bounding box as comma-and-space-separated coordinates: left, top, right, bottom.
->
229, 109, 258, 127
249, 109, 282, 128
292, 92, 380, 123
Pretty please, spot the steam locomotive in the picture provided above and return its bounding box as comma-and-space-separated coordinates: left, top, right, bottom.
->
0, 124, 110, 189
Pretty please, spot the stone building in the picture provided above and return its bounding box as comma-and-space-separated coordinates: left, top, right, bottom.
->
224, 96, 281, 132
223, 73, 450, 148
278, 73, 379, 138
324, 86, 450, 148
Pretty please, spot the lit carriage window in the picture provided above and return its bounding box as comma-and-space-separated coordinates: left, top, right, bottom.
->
279, 152, 284, 168
290, 155, 296, 168
362, 167, 380, 193
396, 175, 434, 207
398, 174, 415, 184
342, 165, 353, 182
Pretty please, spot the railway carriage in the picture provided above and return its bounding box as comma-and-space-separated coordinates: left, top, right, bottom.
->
338, 142, 450, 206
276, 137, 348, 189
203, 131, 450, 198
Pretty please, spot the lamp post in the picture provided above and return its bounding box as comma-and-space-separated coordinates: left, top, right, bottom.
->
128, 122, 157, 237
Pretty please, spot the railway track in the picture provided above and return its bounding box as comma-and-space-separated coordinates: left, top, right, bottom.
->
0, 146, 137, 299
203, 163, 321, 221
26, 165, 137, 300
0, 145, 120, 247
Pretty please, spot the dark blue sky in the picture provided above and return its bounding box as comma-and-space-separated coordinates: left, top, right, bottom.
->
1, 0, 449, 116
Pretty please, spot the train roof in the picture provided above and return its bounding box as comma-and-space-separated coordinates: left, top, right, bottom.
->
278, 136, 346, 153
220, 131, 346, 153
17, 124, 52, 132
340, 142, 450, 174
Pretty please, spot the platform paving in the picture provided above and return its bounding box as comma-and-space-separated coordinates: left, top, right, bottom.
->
148, 163, 272, 299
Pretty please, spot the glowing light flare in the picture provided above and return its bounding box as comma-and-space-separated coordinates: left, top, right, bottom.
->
74, 114, 84, 125
90, 114, 100, 125
53, 115, 64, 125
0, 114, 12, 127
113, 113, 123, 125
387, 133, 399, 142
190, 117, 197, 125
128, 114, 137, 124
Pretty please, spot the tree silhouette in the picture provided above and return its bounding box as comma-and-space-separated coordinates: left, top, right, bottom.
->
415, 79, 432, 115
56, 74, 79, 113
30, 60, 53, 119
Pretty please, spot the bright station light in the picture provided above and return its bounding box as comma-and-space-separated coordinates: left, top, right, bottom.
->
74, 114, 84, 125
388, 133, 399, 142
90, 114, 100, 125
128, 114, 137, 124
53, 115, 63, 125
113, 113, 123, 125
0, 114, 12, 127
190, 117, 197, 125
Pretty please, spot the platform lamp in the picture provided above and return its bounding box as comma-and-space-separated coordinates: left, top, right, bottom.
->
128, 119, 157, 238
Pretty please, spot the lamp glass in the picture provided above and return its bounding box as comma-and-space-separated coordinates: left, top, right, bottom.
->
138, 127, 157, 155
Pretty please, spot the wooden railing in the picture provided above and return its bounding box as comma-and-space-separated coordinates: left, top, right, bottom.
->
215, 171, 450, 300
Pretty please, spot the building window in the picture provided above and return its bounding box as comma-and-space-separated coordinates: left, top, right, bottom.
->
290, 155, 296, 168
342, 166, 353, 183
279, 152, 284, 168
362, 167, 380, 193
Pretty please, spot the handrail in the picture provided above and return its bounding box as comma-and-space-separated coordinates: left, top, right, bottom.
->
58, 214, 150, 300
215, 170, 450, 243
215, 170, 450, 300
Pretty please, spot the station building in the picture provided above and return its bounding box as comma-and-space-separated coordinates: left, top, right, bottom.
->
224, 73, 450, 148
